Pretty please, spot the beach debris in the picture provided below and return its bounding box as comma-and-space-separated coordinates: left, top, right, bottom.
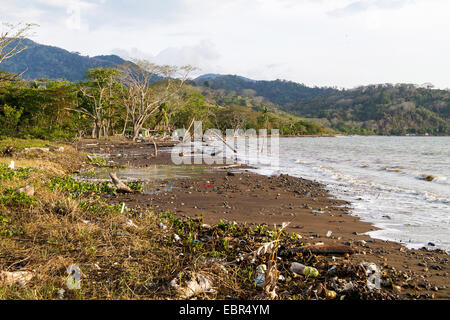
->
419, 174, 435, 182
326, 265, 337, 276
8, 160, 14, 170
122, 219, 138, 229
0, 270, 34, 286
361, 262, 381, 290
15, 185, 35, 197
109, 172, 133, 193
263, 260, 279, 299
169, 272, 215, 299
120, 202, 126, 213
57, 289, 65, 299
173, 233, 181, 242
311, 210, 324, 214
159, 222, 168, 230
46, 144, 64, 152
2, 146, 16, 156
294, 243, 355, 255
324, 288, 337, 300
392, 285, 402, 294
326, 230, 333, 238
290, 262, 319, 278
23, 147, 50, 153
255, 264, 266, 287
66, 265, 82, 290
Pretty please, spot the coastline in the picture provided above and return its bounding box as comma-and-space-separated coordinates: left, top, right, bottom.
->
78, 139, 450, 299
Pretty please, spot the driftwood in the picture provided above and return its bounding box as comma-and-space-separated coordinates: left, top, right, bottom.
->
152, 138, 158, 157
297, 243, 355, 255
280, 244, 354, 257
109, 172, 133, 193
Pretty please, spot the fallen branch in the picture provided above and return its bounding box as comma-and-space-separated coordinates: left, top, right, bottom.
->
109, 172, 133, 193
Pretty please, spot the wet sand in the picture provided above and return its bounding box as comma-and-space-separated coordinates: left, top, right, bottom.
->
77, 139, 450, 299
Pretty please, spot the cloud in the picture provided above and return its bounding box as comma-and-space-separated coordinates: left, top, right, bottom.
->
328, 0, 416, 17
112, 40, 221, 74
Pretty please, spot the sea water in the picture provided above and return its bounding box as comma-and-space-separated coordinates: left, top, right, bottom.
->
235, 136, 450, 251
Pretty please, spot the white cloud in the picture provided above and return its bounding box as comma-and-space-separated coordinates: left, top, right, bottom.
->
112, 40, 221, 75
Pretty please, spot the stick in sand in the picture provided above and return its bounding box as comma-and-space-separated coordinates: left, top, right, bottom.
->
182, 118, 195, 142
213, 131, 237, 153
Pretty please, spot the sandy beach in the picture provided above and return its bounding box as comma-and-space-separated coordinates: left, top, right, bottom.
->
77, 139, 450, 299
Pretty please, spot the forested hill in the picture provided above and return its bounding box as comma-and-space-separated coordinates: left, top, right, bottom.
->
193, 75, 450, 135
0, 39, 129, 82
288, 84, 450, 135
194, 74, 335, 106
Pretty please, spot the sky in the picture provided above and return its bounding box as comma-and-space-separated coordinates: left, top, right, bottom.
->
2, 0, 450, 88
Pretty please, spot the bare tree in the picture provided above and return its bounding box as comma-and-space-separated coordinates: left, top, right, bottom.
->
68, 68, 120, 139
0, 22, 36, 64
119, 60, 195, 141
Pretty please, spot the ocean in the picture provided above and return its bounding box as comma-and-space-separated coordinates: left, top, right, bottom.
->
233, 136, 450, 251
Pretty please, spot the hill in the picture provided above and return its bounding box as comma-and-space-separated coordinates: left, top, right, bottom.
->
193, 75, 450, 135
194, 74, 334, 106
287, 84, 450, 135
0, 39, 130, 82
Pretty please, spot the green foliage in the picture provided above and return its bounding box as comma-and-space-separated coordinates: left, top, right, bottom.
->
48, 176, 116, 197
0, 188, 37, 207
0, 104, 23, 136
48, 176, 143, 197
86, 155, 107, 166
0, 210, 12, 236
0, 164, 32, 181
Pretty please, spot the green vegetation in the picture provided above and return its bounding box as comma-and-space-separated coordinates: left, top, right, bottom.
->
194, 76, 450, 135
48, 176, 143, 197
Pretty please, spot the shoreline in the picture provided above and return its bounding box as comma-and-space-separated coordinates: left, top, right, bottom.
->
78, 138, 450, 299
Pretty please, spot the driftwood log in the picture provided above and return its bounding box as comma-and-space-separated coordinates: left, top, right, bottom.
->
280, 243, 355, 257
109, 172, 133, 193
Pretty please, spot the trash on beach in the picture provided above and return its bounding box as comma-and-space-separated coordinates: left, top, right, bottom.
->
66, 265, 81, 290
290, 262, 319, 278
120, 202, 126, 213
169, 272, 215, 299
15, 185, 35, 197
254, 264, 267, 287
122, 219, 138, 229
8, 160, 14, 170
326, 230, 333, 237
173, 234, 181, 242
326, 265, 337, 275
311, 210, 324, 214
57, 288, 65, 299
167, 182, 175, 186
0, 270, 34, 286
158, 222, 168, 230
324, 288, 337, 300
361, 262, 381, 290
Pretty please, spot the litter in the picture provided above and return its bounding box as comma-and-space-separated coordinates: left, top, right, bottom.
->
66, 265, 81, 290
254, 264, 267, 287
170, 272, 215, 298
362, 262, 381, 290
0, 270, 34, 286
290, 262, 319, 278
